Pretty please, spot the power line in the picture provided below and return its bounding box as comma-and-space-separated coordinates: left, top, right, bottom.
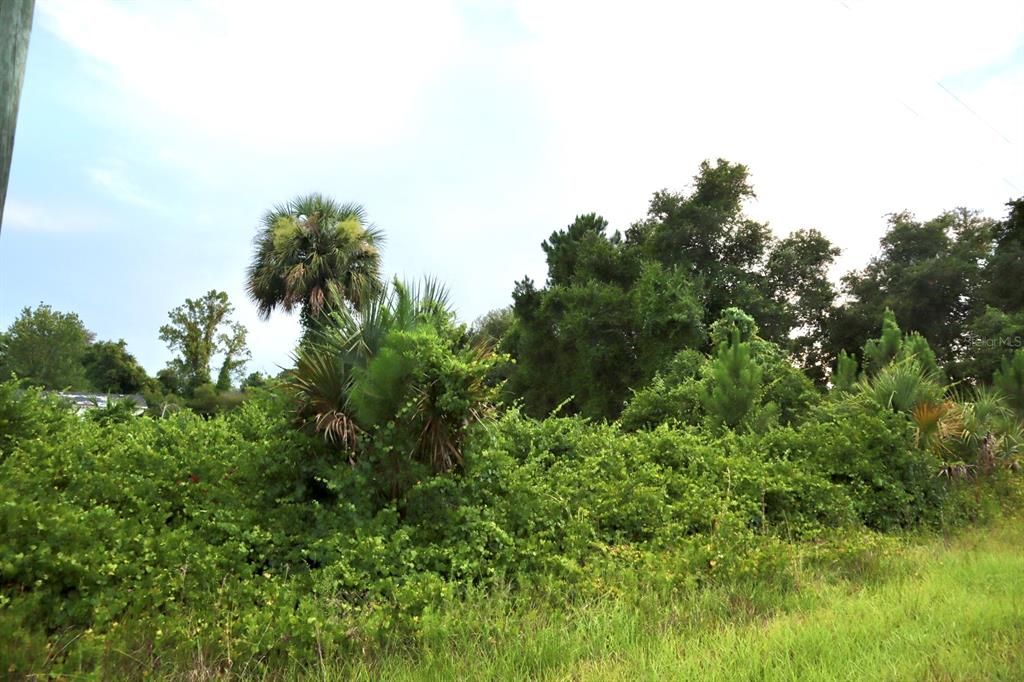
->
830, 0, 1020, 148
935, 81, 1014, 145
828, 0, 1023, 195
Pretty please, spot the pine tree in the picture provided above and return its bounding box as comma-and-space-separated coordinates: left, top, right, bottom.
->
993, 348, 1024, 415
702, 329, 762, 430
833, 349, 859, 392
863, 308, 902, 375
861, 308, 943, 381
898, 332, 942, 379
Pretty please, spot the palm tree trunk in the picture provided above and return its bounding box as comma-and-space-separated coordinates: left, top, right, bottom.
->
0, 0, 35, 234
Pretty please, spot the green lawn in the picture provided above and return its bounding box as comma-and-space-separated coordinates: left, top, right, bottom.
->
331, 518, 1024, 681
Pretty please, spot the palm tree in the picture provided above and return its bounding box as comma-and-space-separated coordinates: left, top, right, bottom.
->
246, 193, 384, 330
287, 278, 496, 481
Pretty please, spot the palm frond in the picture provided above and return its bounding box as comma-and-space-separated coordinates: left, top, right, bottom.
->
410, 276, 452, 320
285, 344, 361, 450
284, 276, 488, 480
245, 193, 384, 322
859, 358, 943, 413
911, 400, 962, 456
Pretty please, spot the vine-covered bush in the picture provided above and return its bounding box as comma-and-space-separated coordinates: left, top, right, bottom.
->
756, 396, 946, 529
0, 380, 1017, 675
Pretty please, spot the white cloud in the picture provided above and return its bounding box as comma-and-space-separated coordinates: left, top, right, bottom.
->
40, 1, 1023, 250
87, 162, 161, 210
1, 197, 104, 233
38, 0, 465, 151
29, 0, 1024, 372
504, 0, 1024, 276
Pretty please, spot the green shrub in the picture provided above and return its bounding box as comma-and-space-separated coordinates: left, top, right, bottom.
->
619, 349, 707, 431
758, 396, 945, 529
0, 378, 1016, 677
0, 381, 74, 459
287, 279, 502, 501
622, 310, 819, 434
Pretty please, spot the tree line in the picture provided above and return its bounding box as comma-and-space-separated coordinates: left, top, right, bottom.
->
0, 291, 263, 415
3, 161, 1022, 429
494, 159, 1024, 420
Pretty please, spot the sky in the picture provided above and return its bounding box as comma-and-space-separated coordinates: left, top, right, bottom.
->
2, 0, 1023, 378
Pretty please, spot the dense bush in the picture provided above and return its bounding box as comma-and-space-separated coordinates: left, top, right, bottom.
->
756, 396, 945, 529
287, 279, 502, 502
621, 311, 818, 433
0, 383, 75, 460
0, 379, 1018, 676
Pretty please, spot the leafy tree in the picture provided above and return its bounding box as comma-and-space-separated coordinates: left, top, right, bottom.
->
82, 340, 149, 394
187, 382, 222, 417
980, 198, 1024, 312
941, 198, 1024, 383
632, 261, 706, 377
240, 371, 269, 391
764, 229, 840, 380
831, 209, 995, 366
506, 161, 839, 419
0, 303, 94, 389
156, 367, 182, 395
959, 307, 1024, 381
468, 307, 517, 399
636, 160, 761, 271
508, 275, 653, 418
246, 193, 384, 333
507, 213, 701, 419
469, 306, 514, 348
541, 213, 636, 287
709, 307, 759, 347
630, 159, 781, 335
159, 291, 249, 395
215, 322, 250, 391
505, 212, 648, 418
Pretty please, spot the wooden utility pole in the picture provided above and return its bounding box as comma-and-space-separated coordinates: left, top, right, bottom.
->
1, 0, 35, 235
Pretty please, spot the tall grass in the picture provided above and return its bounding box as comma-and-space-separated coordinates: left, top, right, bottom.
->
325, 517, 1024, 681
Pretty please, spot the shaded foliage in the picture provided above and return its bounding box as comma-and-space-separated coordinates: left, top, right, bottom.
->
621, 309, 817, 433
994, 349, 1024, 416
505, 160, 839, 419
830, 208, 1001, 372
82, 340, 149, 394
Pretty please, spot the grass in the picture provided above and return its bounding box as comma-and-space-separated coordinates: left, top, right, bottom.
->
326, 517, 1024, 681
